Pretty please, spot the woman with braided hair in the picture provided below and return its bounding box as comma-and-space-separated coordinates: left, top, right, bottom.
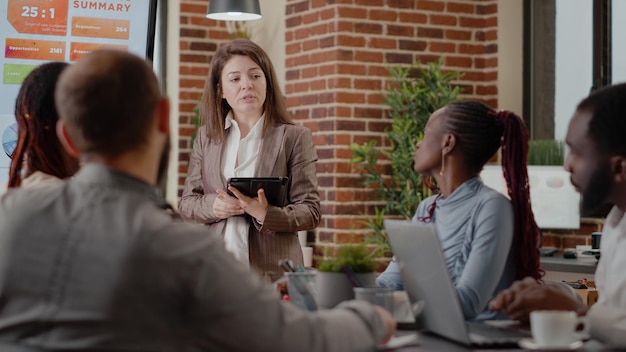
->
7, 62, 79, 189
377, 100, 542, 321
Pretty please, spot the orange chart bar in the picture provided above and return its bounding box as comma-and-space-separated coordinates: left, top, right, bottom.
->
69, 42, 128, 62
71, 17, 130, 40
5, 38, 65, 61
7, 0, 69, 36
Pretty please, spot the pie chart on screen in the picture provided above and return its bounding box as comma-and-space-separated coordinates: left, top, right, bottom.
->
2, 123, 18, 158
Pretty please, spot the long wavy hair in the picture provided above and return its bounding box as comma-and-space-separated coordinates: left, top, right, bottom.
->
8, 62, 79, 187
200, 39, 292, 143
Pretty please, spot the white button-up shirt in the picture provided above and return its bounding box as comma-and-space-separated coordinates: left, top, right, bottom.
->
221, 113, 264, 266
588, 205, 626, 347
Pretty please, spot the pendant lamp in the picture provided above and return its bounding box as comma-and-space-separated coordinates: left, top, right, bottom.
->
206, 0, 262, 21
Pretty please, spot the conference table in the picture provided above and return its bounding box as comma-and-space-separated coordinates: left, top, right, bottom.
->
387, 330, 619, 351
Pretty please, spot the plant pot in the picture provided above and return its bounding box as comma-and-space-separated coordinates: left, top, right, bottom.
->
315, 272, 376, 309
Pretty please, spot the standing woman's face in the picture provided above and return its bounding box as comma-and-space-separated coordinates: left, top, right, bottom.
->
413, 108, 447, 176
219, 55, 267, 120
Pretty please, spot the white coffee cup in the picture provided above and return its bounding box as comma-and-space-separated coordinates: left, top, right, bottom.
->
301, 246, 313, 267
530, 310, 589, 347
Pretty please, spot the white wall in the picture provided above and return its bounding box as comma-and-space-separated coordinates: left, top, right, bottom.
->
613, 0, 626, 84
165, 0, 181, 205
497, 0, 523, 116
554, 0, 593, 142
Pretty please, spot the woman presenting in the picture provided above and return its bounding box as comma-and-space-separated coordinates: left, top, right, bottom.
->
179, 39, 320, 282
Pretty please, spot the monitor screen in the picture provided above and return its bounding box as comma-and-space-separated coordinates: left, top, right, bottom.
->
480, 165, 580, 229
0, 0, 158, 184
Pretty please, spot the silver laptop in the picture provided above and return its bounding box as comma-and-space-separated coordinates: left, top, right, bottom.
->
384, 219, 531, 347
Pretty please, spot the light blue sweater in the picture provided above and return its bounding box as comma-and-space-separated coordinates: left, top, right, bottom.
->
377, 177, 515, 320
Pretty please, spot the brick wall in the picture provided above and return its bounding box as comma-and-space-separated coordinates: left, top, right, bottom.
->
283, 0, 499, 249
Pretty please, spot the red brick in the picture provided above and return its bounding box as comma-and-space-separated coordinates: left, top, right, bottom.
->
367, 93, 386, 105
337, 35, 366, 47
331, 77, 352, 89
445, 56, 472, 68
386, 53, 413, 64
320, 8, 335, 20
388, 25, 415, 37
337, 21, 355, 32
180, 28, 206, 38
417, 0, 445, 12
286, 1, 309, 14
446, 29, 472, 40
337, 7, 367, 19
355, 22, 384, 34
354, 79, 382, 90
302, 67, 318, 79
365, 65, 388, 77
459, 17, 485, 28
476, 85, 498, 95
303, 12, 319, 24
336, 63, 367, 75
189, 17, 214, 27
310, 79, 326, 90
336, 233, 366, 244
475, 57, 498, 68
399, 40, 427, 51
430, 42, 456, 53
354, 51, 383, 63
477, 4, 498, 15
356, 0, 384, 6
459, 44, 485, 54
446, 2, 474, 14
430, 14, 457, 26
354, 107, 383, 118
417, 27, 444, 38
389, 0, 416, 9
285, 16, 302, 28
180, 52, 208, 63
189, 42, 215, 52
369, 37, 397, 49
417, 54, 441, 63
370, 9, 398, 21
334, 106, 352, 118
399, 12, 428, 23
485, 16, 498, 27
336, 92, 366, 104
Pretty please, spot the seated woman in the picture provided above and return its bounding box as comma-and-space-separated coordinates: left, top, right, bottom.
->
377, 100, 542, 321
7, 62, 79, 189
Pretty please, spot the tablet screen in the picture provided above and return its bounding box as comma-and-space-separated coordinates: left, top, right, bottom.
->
227, 177, 289, 206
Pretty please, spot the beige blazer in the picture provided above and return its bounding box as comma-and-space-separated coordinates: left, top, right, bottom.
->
179, 122, 321, 281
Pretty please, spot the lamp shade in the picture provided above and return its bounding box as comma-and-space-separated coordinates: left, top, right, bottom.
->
206, 0, 262, 21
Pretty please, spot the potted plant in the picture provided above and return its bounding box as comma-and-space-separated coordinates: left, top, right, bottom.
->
350, 60, 460, 255
315, 244, 378, 309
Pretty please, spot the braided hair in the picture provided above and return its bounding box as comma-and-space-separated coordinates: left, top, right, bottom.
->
421, 100, 542, 280
9, 62, 79, 187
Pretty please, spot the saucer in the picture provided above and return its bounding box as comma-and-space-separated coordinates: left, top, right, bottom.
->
518, 338, 583, 351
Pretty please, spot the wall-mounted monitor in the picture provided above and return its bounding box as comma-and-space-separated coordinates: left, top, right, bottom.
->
480, 165, 581, 230
0, 0, 158, 184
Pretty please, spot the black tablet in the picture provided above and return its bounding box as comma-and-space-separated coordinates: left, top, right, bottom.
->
227, 177, 289, 206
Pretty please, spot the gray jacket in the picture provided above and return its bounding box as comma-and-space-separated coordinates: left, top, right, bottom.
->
0, 165, 385, 351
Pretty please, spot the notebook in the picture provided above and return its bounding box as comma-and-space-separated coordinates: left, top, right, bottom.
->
384, 219, 531, 347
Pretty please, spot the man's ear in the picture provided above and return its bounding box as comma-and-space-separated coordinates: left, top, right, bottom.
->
56, 120, 79, 158
611, 156, 626, 183
156, 97, 170, 134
